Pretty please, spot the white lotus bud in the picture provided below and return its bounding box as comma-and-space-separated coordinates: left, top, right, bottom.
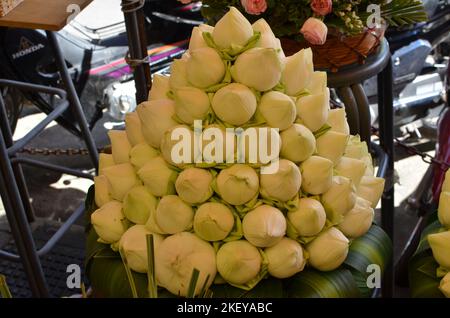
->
260, 159, 302, 202
212, 7, 253, 50
216, 240, 261, 285
265, 238, 306, 279
138, 156, 178, 197
231, 48, 282, 92
243, 205, 286, 248
306, 227, 349, 271
108, 130, 131, 164
175, 168, 213, 205
212, 83, 257, 126
321, 176, 357, 224
327, 108, 350, 135
199, 124, 236, 164
252, 19, 279, 51
156, 232, 216, 296
344, 135, 373, 175
200, 24, 214, 32
275, 38, 286, 60
174, 86, 210, 124
194, 202, 235, 242
91, 201, 128, 244
258, 91, 296, 131
148, 74, 170, 101
357, 176, 385, 208
155, 195, 194, 234
316, 131, 349, 165
129, 143, 159, 170
307, 72, 327, 95
281, 48, 314, 96
123, 186, 158, 225
103, 163, 140, 201
439, 273, 450, 298
296, 88, 330, 132
337, 197, 374, 238
288, 198, 326, 237
216, 164, 259, 206
94, 175, 112, 207
187, 47, 225, 88
438, 192, 450, 228
443, 170, 450, 192
99, 153, 115, 176
428, 230, 450, 269
160, 125, 196, 167
300, 156, 334, 195
335, 157, 367, 187
125, 112, 145, 146
345, 135, 369, 159
280, 124, 316, 163
137, 99, 178, 148
239, 127, 281, 167
169, 58, 190, 90
119, 225, 164, 273
189, 26, 206, 52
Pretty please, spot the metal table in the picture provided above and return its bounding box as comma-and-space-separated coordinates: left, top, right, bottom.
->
325, 39, 395, 297
0, 0, 98, 297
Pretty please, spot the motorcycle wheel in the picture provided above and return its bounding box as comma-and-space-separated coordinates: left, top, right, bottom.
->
2, 86, 23, 134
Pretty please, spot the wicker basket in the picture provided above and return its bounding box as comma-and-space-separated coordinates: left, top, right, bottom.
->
0, 0, 23, 17
280, 25, 386, 72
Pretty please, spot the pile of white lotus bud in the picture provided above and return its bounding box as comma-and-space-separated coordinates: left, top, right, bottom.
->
429, 169, 450, 298
90, 7, 385, 297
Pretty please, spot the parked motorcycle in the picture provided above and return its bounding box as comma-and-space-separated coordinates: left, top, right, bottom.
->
0, 0, 198, 136
365, 0, 450, 137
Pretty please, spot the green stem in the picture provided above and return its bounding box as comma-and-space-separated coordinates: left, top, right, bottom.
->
146, 234, 158, 298
186, 268, 200, 298
0, 275, 12, 298
119, 248, 139, 298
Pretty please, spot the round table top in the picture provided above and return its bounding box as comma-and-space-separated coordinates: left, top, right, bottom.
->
324, 38, 391, 88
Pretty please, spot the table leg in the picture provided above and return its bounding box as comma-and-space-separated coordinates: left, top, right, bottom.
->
45, 31, 99, 171
337, 87, 360, 135
0, 94, 35, 223
0, 129, 49, 297
352, 84, 372, 148
122, 0, 152, 104
377, 58, 395, 298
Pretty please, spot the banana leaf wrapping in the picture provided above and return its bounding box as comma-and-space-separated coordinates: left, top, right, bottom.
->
408, 213, 446, 298
85, 186, 391, 298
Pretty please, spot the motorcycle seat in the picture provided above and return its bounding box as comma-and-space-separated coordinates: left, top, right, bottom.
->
63, 0, 126, 43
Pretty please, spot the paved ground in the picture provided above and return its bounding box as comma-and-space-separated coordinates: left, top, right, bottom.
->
0, 106, 436, 297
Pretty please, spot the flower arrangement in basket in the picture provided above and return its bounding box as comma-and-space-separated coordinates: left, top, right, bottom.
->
197, 0, 428, 70
85, 7, 392, 298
